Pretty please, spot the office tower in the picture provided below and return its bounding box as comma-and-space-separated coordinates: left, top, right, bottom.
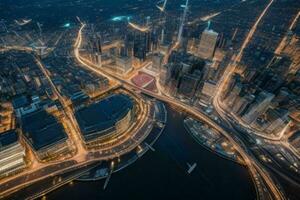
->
133, 33, 147, 61
274, 87, 290, 104
145, 32, 151, 53
261, 74, 284, 93
115, 56, 133, 74
244, 68, 258, 82
242, 91, 275, 124
159, 64, 168, 86
225, 82, 243, 109
152, 52, 164, 71
95, 53, 102, 67
177, 73, 200, 98
201, 80, 217, 99
264, 108, 290, 135
160, 28, 165, 45
222, 73, 242, 99
96, 34, 102, 54
198, 28, 218, 60
187, 38, 197, 54
232, 94, 255, 116
151, 30, 159, 51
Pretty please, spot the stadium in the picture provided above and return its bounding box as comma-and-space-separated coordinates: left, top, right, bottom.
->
75, 94, 135, 147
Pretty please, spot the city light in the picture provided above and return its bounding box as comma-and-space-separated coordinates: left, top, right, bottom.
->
63, 23, 71, 28
0, 0, 299, 199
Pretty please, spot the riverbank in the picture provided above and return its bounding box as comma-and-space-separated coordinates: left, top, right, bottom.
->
77, 100, 167, 181
184, 117, 244, 165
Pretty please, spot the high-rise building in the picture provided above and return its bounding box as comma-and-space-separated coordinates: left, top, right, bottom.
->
201, 80, 217, 99
115, 56, 133, 74
242, 91, 274, 124
225, 82, 243, 109
133, 41, 146, 61
145, 32, 151, 53
151, 53, 163, 71
264, 108, 290, 136
232, 94, 255, 116
159, 63, 171, 86
95, 53, 102, 67
0, 130, 26, 178
177, 73, 200, 98
222, 73, 242, 99
198, 29, 218, 59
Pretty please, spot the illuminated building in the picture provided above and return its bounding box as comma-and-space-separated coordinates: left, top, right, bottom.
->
0, 130, 26, 178
177, 73, 201, 98
21, 110, 72, 161
197, 29, 218, 60
151, 52, 164, 71
290, 130, 300, 149
159, 64, 171, 86
225, 82, 243, 108
75, 94, 134, 148
115, 56, 133, 74
242, 91, 274, 124
201, 80, 217, 100
232, 94, 255, 116
263, 108, 290, 136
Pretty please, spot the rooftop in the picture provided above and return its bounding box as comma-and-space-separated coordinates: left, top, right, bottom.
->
75, 94, 134, 140
0, 130, 18, 151
12, 96, 29, 109
21, 110, 68, 151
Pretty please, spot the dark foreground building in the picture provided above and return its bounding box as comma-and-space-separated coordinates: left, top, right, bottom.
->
75, 94, 134, 148
21, 110, 72, 161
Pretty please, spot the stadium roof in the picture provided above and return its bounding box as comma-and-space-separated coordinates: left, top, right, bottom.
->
75, 94, 133, 140
21, 110, 67, 151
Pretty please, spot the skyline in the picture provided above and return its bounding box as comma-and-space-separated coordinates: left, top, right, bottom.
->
0, 0, 300, 199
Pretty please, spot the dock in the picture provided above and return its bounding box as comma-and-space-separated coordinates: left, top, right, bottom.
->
145, 142, 155, 152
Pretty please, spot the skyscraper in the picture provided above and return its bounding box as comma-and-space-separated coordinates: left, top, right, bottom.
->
152, 52, 164, 72
242, 91, 275, 124
198, 29, 218, 59
177, 73, 200, 98
232, 94, 255, 116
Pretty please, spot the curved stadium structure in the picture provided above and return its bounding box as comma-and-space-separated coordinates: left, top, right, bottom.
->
75, 94, 134, 147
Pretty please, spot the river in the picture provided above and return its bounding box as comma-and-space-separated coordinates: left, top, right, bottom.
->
46, 104, 255, 200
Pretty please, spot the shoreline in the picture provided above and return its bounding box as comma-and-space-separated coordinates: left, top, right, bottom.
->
183, 117, 245, 166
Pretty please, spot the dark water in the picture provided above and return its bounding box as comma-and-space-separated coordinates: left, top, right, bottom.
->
46, 105, 256, 200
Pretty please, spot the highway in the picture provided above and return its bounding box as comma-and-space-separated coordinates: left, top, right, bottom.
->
0, 45, 34, 53
275, 11, 300, 55
128, 22, 150, 32
0, 2, 287, 197
213, 0, 274, 102
211, 0, 292, 141
74, 21, 285, 200
214, 96, 289, 141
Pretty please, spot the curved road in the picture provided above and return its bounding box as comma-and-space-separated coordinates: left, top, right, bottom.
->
74, 21, 285, 200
